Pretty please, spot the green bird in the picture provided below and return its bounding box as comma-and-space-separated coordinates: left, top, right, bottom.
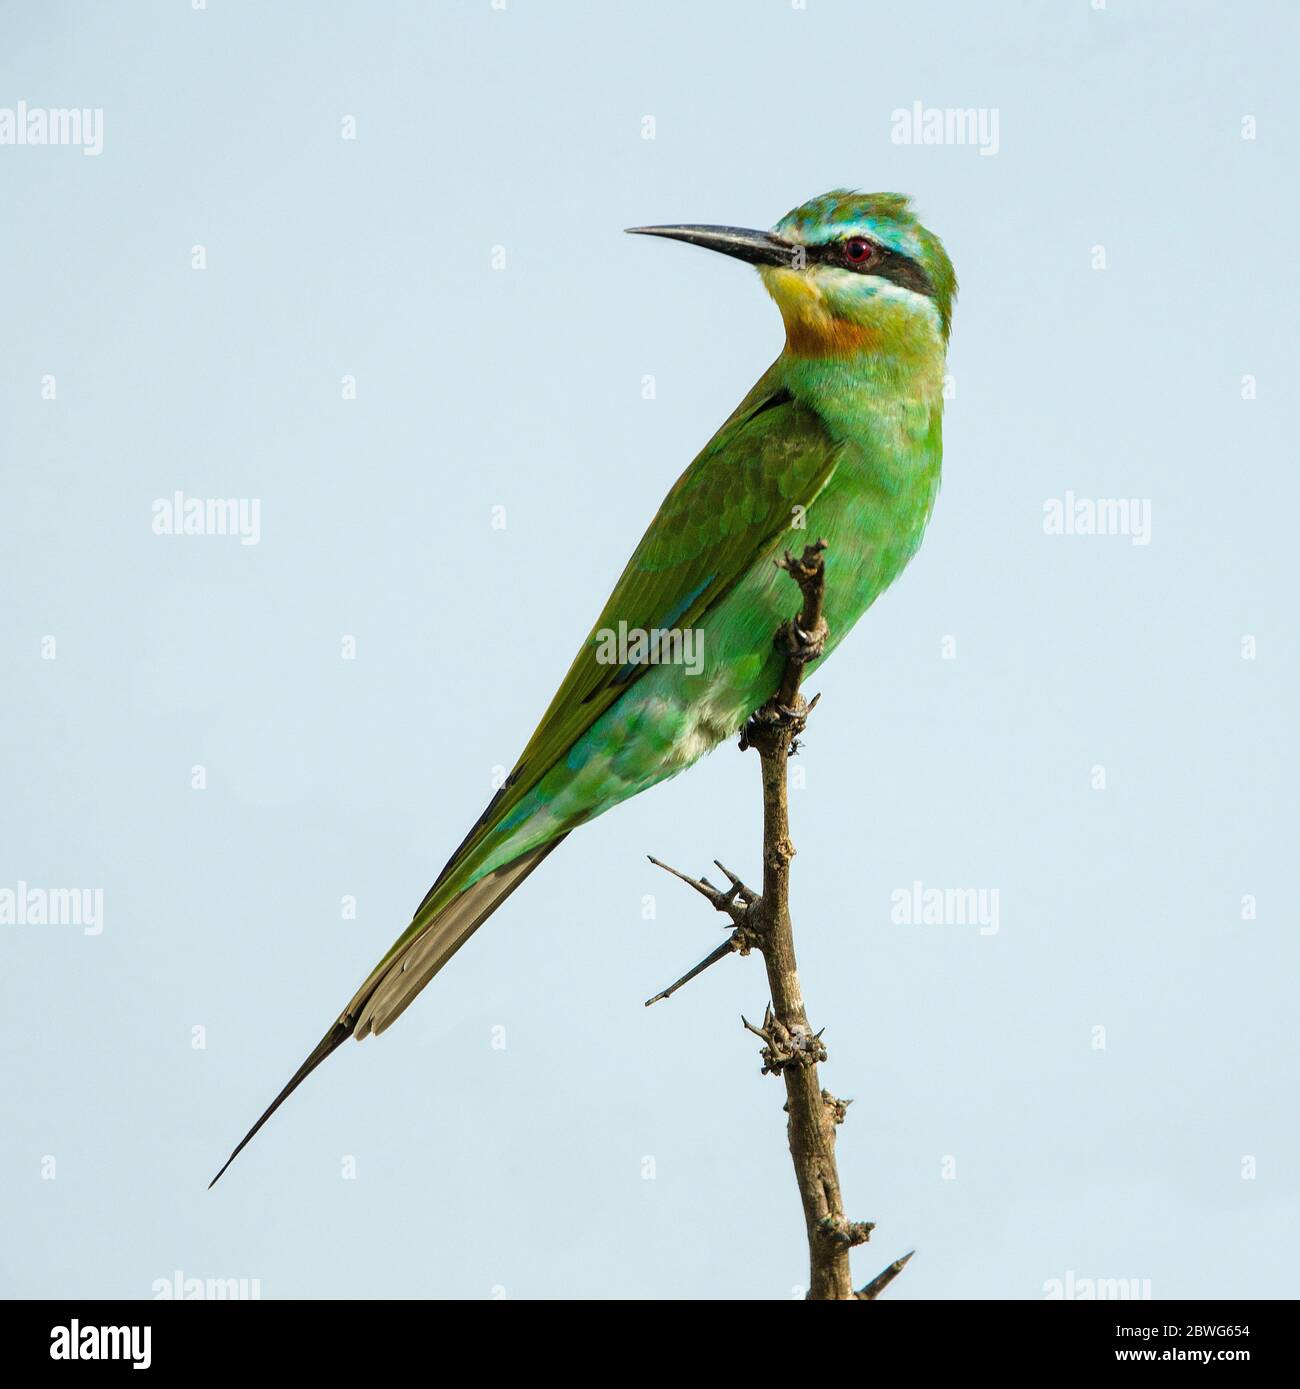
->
210, 189, 956, 1186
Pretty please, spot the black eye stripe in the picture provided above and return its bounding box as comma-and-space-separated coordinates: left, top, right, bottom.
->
804, 237, 935, 299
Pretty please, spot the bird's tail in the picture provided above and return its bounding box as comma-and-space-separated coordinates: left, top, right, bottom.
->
207, 1020, 350, 1188
208, 834, 567, 1187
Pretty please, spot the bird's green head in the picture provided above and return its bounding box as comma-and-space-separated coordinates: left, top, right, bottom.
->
628, 189, 955, 360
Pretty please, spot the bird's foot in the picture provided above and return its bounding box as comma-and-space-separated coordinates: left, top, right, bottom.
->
774, 539, 829, 665
776, 538, 828, 589
777, 611, 829, 667
739, 689, 820, 753
737, 538, 829, 754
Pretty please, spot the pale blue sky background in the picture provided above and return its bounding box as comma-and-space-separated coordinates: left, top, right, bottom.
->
2, 0, 1296, 1300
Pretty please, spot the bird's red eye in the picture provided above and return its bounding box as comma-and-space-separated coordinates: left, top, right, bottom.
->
843, 237, 874, 265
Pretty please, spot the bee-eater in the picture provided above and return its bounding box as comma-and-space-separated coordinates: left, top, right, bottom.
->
211, 189, 956, 1185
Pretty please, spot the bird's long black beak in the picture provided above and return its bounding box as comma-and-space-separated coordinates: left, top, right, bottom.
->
625, 224, 798, 268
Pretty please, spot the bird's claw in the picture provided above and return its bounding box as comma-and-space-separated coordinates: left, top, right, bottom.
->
739, 688, 820, 751
778, 614, 829, 665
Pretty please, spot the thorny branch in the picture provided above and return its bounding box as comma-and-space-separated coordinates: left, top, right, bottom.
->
647, 540, 912, 1300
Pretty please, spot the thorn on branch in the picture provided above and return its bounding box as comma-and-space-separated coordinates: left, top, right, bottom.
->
644, 940, 736, 1007
646, 855, 760, 930
822, 1090, 852, 1126
643, 856, 763, 1006
856, 1251, 915, 1300
740, 1005, 828, 1076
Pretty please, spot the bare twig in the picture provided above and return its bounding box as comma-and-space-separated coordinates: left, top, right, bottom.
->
649, 540, 913, 1299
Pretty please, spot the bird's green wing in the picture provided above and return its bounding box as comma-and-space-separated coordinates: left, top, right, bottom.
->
208, 374, 843, 1183
408, 373, 841, 930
